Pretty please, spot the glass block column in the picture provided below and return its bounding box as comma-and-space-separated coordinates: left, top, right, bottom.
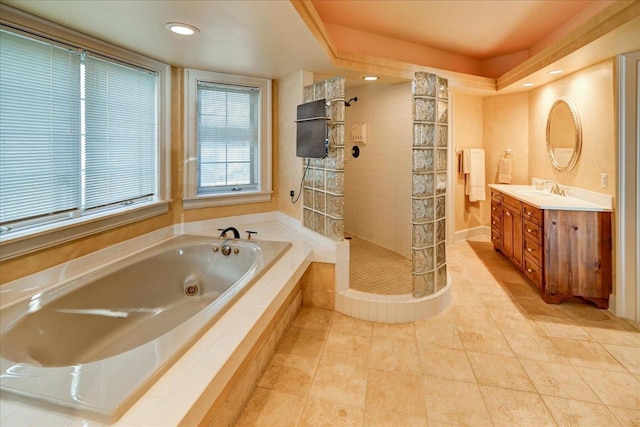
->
412, 72, 448, 298
301, 76, 345, 241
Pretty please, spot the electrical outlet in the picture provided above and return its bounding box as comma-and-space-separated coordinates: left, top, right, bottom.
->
600, 173, 608, 188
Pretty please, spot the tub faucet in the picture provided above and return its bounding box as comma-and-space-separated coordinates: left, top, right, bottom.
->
218, 227, 240, 239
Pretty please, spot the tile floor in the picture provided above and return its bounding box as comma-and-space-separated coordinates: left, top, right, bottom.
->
348, 235, 412, 295
234, 239, 640, 426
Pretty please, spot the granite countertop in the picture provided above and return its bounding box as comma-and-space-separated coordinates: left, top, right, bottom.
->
488, 184, 613, 212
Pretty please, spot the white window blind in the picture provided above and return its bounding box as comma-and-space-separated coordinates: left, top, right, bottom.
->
197, 82, 259, 194
84, 55, 157, 209
0, 30, 81, 224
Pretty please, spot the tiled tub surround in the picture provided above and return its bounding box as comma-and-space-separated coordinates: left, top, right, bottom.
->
0, 212, 345, 426
302, 76, 346, 242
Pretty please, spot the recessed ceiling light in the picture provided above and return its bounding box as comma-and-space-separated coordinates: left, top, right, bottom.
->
165, 22, 199, 36
522, 82, 535, 87
548, 70, 563, 75
362, 76, 379, 81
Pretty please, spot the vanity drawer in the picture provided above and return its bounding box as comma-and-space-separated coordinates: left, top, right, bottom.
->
491, 200, 502, 216
523, 256, 542, 290
524, 219, 542, 243
491, 212, 501, 228
491, 227, 502, 248
524, 237, 542, 263
523, 203, 542, 224
502, 194, 522, 213
491, 189, 502, 202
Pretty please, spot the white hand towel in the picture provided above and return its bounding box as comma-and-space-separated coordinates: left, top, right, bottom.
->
464, 148, 486, 202
498, 156, 512, 184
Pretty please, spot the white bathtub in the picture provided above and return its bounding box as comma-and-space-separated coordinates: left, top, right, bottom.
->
0, 234, 290, 422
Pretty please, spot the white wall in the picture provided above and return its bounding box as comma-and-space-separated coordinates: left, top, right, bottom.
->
344, 83, 413, 258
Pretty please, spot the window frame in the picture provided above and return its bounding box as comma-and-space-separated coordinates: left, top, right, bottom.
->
183, 69, 272, 208
0, 9, 171, 261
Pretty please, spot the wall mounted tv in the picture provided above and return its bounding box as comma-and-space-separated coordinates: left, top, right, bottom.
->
296, 99, 328, 158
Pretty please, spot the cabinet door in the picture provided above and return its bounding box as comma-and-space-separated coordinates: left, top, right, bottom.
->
544, 210, 612, 300
502, 207, 523, 268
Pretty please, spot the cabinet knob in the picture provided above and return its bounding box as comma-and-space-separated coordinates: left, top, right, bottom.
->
527, 248, 532, 252
527, 268, 533, 273
526, 211, 533, 215
526, 228, 532, 233
492, 221, 496, 225
506, 212, 511, 216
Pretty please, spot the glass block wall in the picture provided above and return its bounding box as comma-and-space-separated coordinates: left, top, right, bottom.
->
301, 76, 345, 241
412, 72, 449, 298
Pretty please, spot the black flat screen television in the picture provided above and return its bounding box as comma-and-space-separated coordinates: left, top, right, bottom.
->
296, 99, 328, 158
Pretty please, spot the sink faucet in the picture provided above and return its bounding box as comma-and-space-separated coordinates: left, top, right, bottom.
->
543, 180, 566, 196
218, 227, 240, 239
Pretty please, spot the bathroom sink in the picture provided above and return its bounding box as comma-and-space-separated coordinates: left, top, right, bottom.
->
515, 189, 558, 199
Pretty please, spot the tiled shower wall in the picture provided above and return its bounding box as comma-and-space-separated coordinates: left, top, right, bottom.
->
302, 76, 345, 241
412, 72, 449, 298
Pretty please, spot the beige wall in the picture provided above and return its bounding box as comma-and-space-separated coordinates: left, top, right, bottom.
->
528, 60, 615, 196
452, 94, 484, 232
344, 83, 413, 258
277, 71, 313, 219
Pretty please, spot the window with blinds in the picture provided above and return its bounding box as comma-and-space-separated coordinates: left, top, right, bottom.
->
196, 82, 260, 194
0, 29, 158, 233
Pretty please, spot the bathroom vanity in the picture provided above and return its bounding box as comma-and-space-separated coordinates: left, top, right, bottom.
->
489, 184, 613, 308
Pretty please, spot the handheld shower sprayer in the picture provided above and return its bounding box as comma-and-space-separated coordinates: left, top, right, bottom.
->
345, 97, 358, 107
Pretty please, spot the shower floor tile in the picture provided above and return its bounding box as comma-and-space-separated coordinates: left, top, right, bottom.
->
347, 235, 412, 295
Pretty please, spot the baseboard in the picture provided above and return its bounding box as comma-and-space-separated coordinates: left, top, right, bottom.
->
452, 226, 490, 244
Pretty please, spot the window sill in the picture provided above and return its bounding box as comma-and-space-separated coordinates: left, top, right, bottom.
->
0, 201, 170, 261
182, 191, 272, 209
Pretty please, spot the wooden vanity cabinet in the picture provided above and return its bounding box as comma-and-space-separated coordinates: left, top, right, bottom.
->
544, 210, 612, 308
490, 188, 612, 308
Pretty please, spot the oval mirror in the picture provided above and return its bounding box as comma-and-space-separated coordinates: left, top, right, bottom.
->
546, 97, 581, 172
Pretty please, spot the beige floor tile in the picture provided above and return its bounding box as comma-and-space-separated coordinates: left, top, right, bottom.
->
414, 315, 464, 350
299, 397, 364, 427
257, 352, 318, 396
423, 376, 490, 426
564, 303, 613, 322
418, 344, 476, 383
372, 322, 416, 342
603, 344, 640, 374
366, 369, 427, 418
516, 296, 572, 319
234, 387, 304, 427
322, 331, 371, 367
502, 332, 567, 363
550, 337, 626, 372
292, 307, 334, 332
364, 406, 427, 427
608, 406, 640, 427
368, 338, 421, 373
467, 351, 535, 392
493, 316, 546, 337
519, 359, 601, 403
542, 396, 621, 427
582, 322, 640, 348
576, 366, 640, 409
458, 327, 514, 357
277, 326, 327, 358
533, 315, 594, 341
480, 385, 556, 427
331, 312, 373, 338
309, 359, 368, 407
451, 306, 497, 331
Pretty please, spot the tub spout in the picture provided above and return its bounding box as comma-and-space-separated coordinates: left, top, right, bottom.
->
218, 227, 240, 239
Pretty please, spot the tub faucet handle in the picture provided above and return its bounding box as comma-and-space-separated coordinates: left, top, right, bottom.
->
246, 230, 257, 240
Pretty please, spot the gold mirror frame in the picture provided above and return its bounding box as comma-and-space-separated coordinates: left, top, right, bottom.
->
545, 96, 582, 173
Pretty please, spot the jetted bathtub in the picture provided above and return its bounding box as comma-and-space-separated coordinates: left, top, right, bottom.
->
0, 234, 291, 421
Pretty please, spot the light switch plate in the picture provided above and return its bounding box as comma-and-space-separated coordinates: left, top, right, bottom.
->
601, 173, 608, 188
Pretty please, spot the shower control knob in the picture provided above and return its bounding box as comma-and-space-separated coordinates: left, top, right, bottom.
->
351, 145, 360, 158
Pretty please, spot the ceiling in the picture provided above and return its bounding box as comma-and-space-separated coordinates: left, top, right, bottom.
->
1, 0, 638, 93
312, 0, 597, 60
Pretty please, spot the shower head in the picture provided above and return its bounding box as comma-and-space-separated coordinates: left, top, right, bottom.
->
345, 96, 358, 107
